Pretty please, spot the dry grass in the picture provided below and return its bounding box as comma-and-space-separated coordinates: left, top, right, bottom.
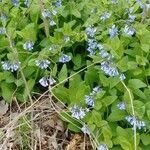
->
0, 91, 93, 150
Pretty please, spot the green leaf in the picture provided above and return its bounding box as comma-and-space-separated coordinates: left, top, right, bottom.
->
128, 79, 147, 89
58, 64, 68, 82
52, 64, 57, 77
91, 110, 102, 127
141, 134, 150, 145
102, 126, 112, 139
0, 37, 9, 49
115, 136, 133, 150
133, 100, 145, 119
108, 37, 123, 58
23, 79, 35, 101
147, 110, 150, 120
144, 68, 150, 76
133, 89, 147, 100
72, 9, 81, 18
136, 56, 148, 66
52, 86, 69, 103
108, 110, 127, 122
85, 67, 99, 87
16, 23, 37, 41
73, 54, 82, 69
109, 77, 120, 89
101, 96, 117, 107
117, 56, 128, 72
1, 82, 14, 103
68, 123, 81, 132
59, 112, 81, 132
141, 44, 150, 53
94, 101, 102, 110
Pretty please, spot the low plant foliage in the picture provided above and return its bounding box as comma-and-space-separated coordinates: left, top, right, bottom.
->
0, 0, 150, 149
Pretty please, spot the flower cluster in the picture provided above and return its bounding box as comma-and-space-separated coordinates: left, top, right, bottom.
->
35, 59, 50, 69
100, 61, 126, 79
23, 41, 34, 51
100, 12, 111, 21
39, 76, 56, 87
101, 61, 119, 77
70, 104, 89, 120
1, 61, 20, 72
97, 144, 108, 150
86, 26, 104, 56
87, 39, 98, 55
42, 9, 51, 19
41, 7, 58, 27
59, 54, 71, 63
123, 25, 135, 36
125, 115, 146, 131
85, 26, 97, 37
85, 26, 126, 80
109, 25, 118, 38
84, 86, 102, 107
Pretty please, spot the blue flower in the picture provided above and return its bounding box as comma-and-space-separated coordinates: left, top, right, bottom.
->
39, 76, 56, 87
85, 95, 94, 107
91, 86, 102, 96
97, 44, 104, 51
119, 73, 126, 80
99, 50, 109, 58
59, 54, 71, 63
48, 77, 56, 85
109, 25, 118, 38
85, 86, 102, 107
35, 59, 50, 69
71, 104, 88, 120
1, 13, 8, 21
54, 0, 62, 7
101, 61, 119, 77
64, 36, 70, 42
1, 61, 20, 72
100, 12, 111, 21
123, 25, 135, 36
1, 61, 11, 71
85, 26, 97, 37
49, 20, 56, 26
87, 39, 98, 55
23, 41, 34, 51
128, 14, 136, 22
42, 9, 51, 19
39, 77, 49, 87
97, 144, 108, 150
81, 124, 90, 135
125, 115, 146, 131
10, 61, 21, 72
24, 0, 30, 7
11, 0, 19, 7
111, 0, 118, 4
0, 27, 6, 35
117, 102, 126, 110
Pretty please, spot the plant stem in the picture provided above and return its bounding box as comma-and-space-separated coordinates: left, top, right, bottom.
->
39, 0, 50, 37
121, 81, 137, 150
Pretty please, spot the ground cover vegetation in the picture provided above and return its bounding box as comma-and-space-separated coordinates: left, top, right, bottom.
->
0, 0, 150, 149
